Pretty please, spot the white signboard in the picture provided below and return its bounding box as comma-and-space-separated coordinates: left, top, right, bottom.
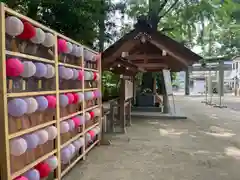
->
163, 69, 173, 95
125, 80, 133, 100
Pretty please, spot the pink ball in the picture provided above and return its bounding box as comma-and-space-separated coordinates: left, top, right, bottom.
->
46, 95, 56, 108
88, 130, 95, 139
66, 93, 74, 104
14, 176, 28, 180
78, 70, 83, 80
58, 39, 67, 53
6, 58, 24, 77
72, 117, 80, 127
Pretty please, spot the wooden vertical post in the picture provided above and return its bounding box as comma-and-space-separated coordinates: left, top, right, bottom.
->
119, 77, 126, 133
97, 53, 102, 144
0, 3, 11, 179
54, 34, 61, 179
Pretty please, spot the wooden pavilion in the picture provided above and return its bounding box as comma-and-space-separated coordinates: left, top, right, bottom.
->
102, 19, 202, 133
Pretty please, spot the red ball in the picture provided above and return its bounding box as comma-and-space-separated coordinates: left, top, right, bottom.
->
14, 176, 28, 180
93, 72, 97, 80
46, 95, 56, 108
17, 21, 36, 40
66, 93, 74, 104
35, 162, 51, 178
72, 93, 79, 104
6, 58, 24, 77
89, 111, 94, 119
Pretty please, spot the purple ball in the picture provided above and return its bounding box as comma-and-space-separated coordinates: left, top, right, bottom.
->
24, 169, 40, 180
67, 119, 75, 131
58, 66, 65, 79
23, 133, 39, 149
34, 63, 47, 78
61, 148, 71, 164
35, 96, 48, 111
8, 98, 27, 117
59, 94, 69, 107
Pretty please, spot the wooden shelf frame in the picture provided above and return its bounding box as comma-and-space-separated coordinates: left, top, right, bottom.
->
0, 3, 102, 180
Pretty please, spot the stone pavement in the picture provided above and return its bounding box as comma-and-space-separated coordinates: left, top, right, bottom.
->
64, 96, 240, 180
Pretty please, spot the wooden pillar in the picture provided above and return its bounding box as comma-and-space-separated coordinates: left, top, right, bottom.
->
185, 67, 190, 95
120, 77, 126, 133
126, 100, 132, 126
153, 77, 156, 93
132, 77, 137, 106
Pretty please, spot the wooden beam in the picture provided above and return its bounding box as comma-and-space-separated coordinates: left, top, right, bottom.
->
134, 63, 168, 68
150, 40, 189, 66
126, 54, 165, 61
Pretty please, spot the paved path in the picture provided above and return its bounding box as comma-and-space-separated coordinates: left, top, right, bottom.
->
64, 96, 240, 180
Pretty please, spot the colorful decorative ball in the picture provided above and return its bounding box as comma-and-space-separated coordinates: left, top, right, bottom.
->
79, 137, 85, 146
45, 156, 58, 171
66, 93, 74, 104
89, 111, 95, 119
95, 126, 101, 134
85, 133, 91, 143
88, 130, 95, 139
85, 112, 91, 121
35, 96, 48, 111
84, 92, 93, 100
75, 46, 82, 57
36, 130, 48, 145
60, 121, 70, 134
14, 176, 29, 180
71, 44, 77, 56
67, 119, 75, 131
10, 137, 27, 156
42, 33, 54, 47
8, 98, 27, 117
35, 162, 51, 178
72, 69, 79, 80
77, 115, 85, 125
23, 133, 39, 149
64, 68, 74, 80
18, 21, 36, 40
24, 169, 40, 180
72, 140, 81, 150
66, 42, 73, 54
84, 71, 91, 81
78, 70, 83, 80
24, 97, 38, 114
5, 16, 24, 36
34, 63, 47, 78
58, 66, 65, 79
58, 39, 67, 53
6, 58, 24, 77
46, 95, 56, 108
44, 64, 55, 79
20, 61, 36, 78
95, 73, 100, 81
72, 93, 79, 104
30, 28, 45, 44
45, 126, 57, 140
61, 148, 71, 164
93, 108, 101, 117
77, 92, 84, 102
68, 144, 76, 157
59, 94, 69, 107
72, 116, 80, 127
93, 72, 97, 81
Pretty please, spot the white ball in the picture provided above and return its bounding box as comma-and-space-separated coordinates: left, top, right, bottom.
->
85, 112, 91, 121
60, 121, 70, 134
42, 32, 54, 47
72, 69, 79, 80
44, 64, 55, 79
63, 68, 73, 80
10, 137, 27, 156
36, 129, 49, 145
68, 144, 76, 157
5, 16, 24, 36
79, 137, 85, 145
31, 28, 46, 44
45, 126, 57, 140
66, 42, 73, 54
75, 46, 82, 57
21, 61, 36, 78
71, 44, 77, 56
24, 97, 38, 114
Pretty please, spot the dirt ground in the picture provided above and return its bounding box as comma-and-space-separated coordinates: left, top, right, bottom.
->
64, 96, 240, 180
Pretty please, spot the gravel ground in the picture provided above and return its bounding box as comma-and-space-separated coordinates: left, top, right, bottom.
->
64, 96, 240, 180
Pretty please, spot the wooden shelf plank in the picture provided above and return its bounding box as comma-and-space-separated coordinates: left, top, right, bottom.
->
60, 111, 83, 122
60, 131, 84, 149
84, 68, 98, 72
85, 140, 99, 154
85, 105, 99, 112
9, 120, 56, 139
6, 51, 55, 64
59, 89, 83, 93
7, 91, 56, 98
84, 88, 98, 91
58, 62, 82, 69
85, 123, 99, 133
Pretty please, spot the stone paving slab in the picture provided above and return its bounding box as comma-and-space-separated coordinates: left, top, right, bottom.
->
63, 96, 240, 180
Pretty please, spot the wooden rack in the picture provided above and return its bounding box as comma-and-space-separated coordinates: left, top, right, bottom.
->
0, 3, 102, 180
